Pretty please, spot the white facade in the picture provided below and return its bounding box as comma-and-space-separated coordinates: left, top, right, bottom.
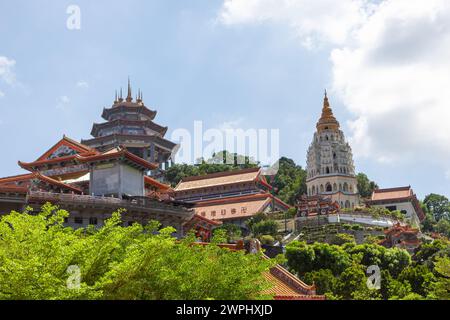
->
306, 94, 360, 208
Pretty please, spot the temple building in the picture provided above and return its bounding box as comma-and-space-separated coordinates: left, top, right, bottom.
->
366, 186, 425, 227
81, 79, 177, 177
173, 167, 290, 227
306, 92, 359, 209
0, 137, 216, 239
379, 223, 421, 253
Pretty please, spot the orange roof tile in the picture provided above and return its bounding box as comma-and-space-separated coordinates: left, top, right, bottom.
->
174, 167, 261, 192
371, 186, 412, 201
144, 176, 172, 191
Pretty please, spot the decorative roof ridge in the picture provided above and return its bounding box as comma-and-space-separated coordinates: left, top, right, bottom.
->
144, 175, 172, 190
33, 172, 83, 193
373, 186, 412, 193
180, 167, 261, 183
0, 173, 36, 183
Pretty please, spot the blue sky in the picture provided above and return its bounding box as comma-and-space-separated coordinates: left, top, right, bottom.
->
0, 0, 449, 199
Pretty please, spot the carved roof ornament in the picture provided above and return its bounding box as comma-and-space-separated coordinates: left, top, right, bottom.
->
316, 90, 340, 132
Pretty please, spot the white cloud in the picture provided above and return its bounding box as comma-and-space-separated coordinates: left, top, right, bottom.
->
330, 0, 450, 174
219, 0, 450, 177
0, 56, 16, 85
76, 81, 89, 88
56, 95, 70, 110
219, 0, 377, 48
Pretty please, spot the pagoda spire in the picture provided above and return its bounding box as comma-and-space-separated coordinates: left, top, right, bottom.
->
126, 77, 133, 102
316, 90, 340, 132
118, 87, 124, 102
114, 90, 118, 104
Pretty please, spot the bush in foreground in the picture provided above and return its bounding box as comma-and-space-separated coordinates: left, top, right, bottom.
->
0, 203, 275, 300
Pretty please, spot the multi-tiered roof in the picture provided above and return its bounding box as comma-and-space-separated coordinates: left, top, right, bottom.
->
81, 79, 177, 170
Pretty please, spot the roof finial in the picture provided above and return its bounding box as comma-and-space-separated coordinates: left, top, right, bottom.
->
323, 89, 330, 109
119, 87, 123, 102
126, 77, 132, 102
114, 90, 118, 104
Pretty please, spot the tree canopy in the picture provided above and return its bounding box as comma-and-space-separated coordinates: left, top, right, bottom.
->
0, 204, 275, 300
356, 173, 379, 198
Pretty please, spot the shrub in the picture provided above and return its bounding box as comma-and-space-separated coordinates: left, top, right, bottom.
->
260, 235, 275, 245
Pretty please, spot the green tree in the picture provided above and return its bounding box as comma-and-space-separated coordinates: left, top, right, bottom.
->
436, 219, 450, 238
0, 204, 275, 300
356, 173, 379, 198
330, 233, 356, 246
251, 219, 278, 237
270, 157, 307, 205
303, 269, 337, 296
398, 264, 436, 296
423, 193, 450, 221
213, 223, 242, 242
427, 256, 450, 300
336, 264, 368, 300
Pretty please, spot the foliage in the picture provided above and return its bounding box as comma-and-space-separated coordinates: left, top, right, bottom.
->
356, 173, 378, 198
427, 256, 450, 300
284, 239, 450, 300
0, 204, 275, 300
259, 235, 275, 246
423, 193, 450, 222
330, 233, 356, 246
213, 223, 242, 242
250, 220, 278, 237
303, 269, 337, 296
269, 157, 307, 205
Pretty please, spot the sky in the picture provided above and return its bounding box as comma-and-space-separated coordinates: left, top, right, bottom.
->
0, 0, 449, 199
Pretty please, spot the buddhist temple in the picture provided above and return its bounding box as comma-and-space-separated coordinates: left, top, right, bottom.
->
306, 92, 359, 209
0, 136, 217, 239
366, 186, 425, 226
173, 167, 290, 228
379, 223, 421, 253
81, 79, 178, 178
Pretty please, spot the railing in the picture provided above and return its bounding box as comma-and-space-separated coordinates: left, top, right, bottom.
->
26, 191, 192, 216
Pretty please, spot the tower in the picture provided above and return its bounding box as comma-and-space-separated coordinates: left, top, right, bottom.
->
306, 92, 359, 209
81, 79, 178, 176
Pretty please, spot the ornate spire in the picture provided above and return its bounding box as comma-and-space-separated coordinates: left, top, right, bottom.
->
136, 88, 143, 104
114, 90, 118, 104
316, 90, 340, 132
126, 77, 133, 102
118, 87, 124, 102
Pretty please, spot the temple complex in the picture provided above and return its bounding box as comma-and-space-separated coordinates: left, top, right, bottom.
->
306, 92, 359, 209
173, 167, 290, 227
81, 79, 177, 178
0, 108, 216, 239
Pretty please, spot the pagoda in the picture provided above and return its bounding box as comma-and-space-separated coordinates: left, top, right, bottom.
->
306, 91, 359, 209
81, 79, 178, 175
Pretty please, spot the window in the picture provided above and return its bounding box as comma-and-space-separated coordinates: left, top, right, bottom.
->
211, 211, 216, 217
74, 217, 83, 224
231, 208, 237, 214
401, 210, 407, 215
64, 217, 68, 224
386, 206, 397, 212
241, 207, 247, 214
221, 209, 226, 216
200, 211, 206, 217
89, 217, 98, 225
